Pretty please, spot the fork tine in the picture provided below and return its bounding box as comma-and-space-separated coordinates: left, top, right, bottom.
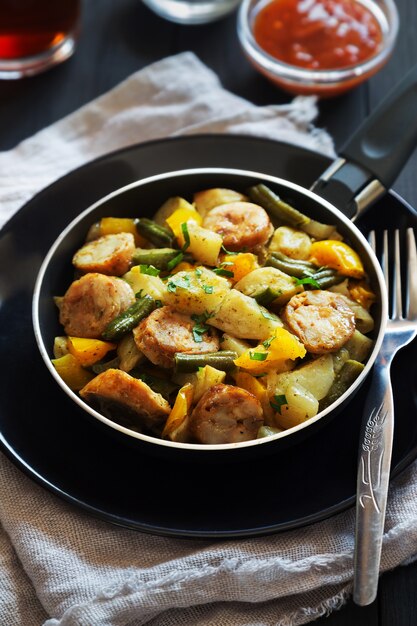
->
406, 228, 417, 320
392, 230, 403, 320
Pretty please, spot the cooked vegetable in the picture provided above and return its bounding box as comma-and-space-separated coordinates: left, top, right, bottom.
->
51, 353, 94, 390
309, 240, 365, 278
235, 266, 302, 307
134, 218, 175, 247
173, 351, 238, 373
174, 221, 223, 266
131, 247, 193, 270
99, 217, 147, 247
162, 383, 194, 442
233, 326, 306, 374
273, 383, 319, 429
123, 265, 168, 301
266, 353, 335, 402
67, 336, 117, 367
163, 267, 230, 315
247, 184, 310, 228
102, 294, 157, 341
319, 359, 365, 411
153, 196, 196, 227
268, 225, 312, 260
117, 333, 145, 372
207, 289, 282, 340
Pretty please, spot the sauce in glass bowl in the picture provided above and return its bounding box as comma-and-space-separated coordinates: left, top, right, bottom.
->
253, 0, 383, 71
237, 0, 399, 96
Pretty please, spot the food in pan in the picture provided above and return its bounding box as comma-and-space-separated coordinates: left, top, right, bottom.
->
51, 183, 376, 444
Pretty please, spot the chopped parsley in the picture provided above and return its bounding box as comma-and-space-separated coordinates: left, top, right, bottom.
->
139, 264, 160, 277
181, 222, 191, 251
167, 274, 191, 292
295, 276, 321, 288
191, 311, 212, 343
166, 251, 184, 271
262, 336, 274, 349
270, 394, 288, 414
249, 351, 268, 361
203, 285, 214, 294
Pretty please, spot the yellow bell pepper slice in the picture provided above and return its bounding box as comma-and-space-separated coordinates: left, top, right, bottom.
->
51, 353, 95, 391
234, 327, 306, 374
309, 240, 365, 278
234, 371, 275, 422
166, 207, 202, 240
67, 337, 117, 367
222, 253, 259, 284
99, 217, 147, 247
162, 383, 194, 440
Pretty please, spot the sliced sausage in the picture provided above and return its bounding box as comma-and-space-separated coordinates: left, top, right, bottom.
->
189, 383, 263, 444
59, 272, 135, 339
80, 368, 171, 435
282, 290, 355, 354
133, 305, 219, 368
202, 202, 273, 251
73, 232, 135, 276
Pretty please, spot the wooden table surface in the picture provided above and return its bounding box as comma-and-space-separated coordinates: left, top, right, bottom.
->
1, 0, 417, 623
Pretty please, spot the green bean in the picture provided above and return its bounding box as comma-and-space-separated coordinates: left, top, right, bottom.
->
265, 251, 317, 277
174, 351, 238, 373
319, 359, 365, 411
135, 218, 175, 247
102, 294, 156, 341
266, 252, 343, 288
247, 184, 310, 228
309, 268, 344, 289
132, 247, 192, 270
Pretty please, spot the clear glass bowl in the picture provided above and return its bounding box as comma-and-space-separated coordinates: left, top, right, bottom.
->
237, 0, 399, 97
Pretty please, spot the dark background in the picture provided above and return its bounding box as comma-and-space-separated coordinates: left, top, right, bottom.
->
1, 0, 417, 623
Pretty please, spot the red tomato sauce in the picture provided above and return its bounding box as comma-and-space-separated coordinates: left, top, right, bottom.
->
253, 0, 383, 70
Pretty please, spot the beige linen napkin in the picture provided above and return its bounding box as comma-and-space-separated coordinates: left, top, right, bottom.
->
1, 51, 417, 626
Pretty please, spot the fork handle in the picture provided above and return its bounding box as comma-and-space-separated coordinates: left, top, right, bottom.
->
353, 358, 394, 606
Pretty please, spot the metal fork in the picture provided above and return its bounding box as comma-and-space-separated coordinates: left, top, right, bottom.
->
353, 228, 417, 606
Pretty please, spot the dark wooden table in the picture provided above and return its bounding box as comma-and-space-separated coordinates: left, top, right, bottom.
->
1, 0, 417, 623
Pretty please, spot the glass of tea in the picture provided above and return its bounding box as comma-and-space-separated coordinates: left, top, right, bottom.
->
0, 0, 81, 79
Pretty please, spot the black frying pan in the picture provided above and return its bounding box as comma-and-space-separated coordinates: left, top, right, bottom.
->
32, 64, 417, 461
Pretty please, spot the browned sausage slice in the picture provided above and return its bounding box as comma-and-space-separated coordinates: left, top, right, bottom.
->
59, 272, 135, 339
189, 383, 263, 444
80, 368, 171, 435
73, 232, 135, 276
133, 305, 219, 368
202, 202, 273, 251
282, 290, 355, 354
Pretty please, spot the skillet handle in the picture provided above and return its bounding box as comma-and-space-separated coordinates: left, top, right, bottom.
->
312, 63, 417, 220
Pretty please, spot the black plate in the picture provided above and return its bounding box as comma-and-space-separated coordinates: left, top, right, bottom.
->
1, 134, 417, 538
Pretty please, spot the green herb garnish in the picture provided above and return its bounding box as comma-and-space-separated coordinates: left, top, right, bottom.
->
139, 264, 160, 277
181, 222, 191, 251
249, 351, 268, 361
191, 311, 212, 343
270, 394, 288, 414
295, 276, 321, 288
166, 252, 184, 271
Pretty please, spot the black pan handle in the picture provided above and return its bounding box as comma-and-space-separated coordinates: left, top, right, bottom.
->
312, 63, 417, 220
